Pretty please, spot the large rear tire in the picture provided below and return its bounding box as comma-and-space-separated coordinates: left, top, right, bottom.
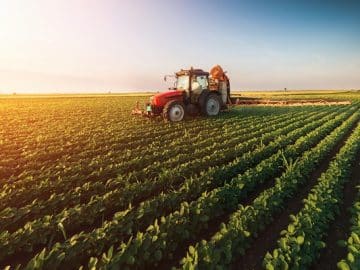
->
163, 100, 185, 122
201, 93, 221, 116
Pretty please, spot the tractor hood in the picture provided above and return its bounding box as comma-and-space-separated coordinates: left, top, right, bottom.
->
151, 90, 185, 107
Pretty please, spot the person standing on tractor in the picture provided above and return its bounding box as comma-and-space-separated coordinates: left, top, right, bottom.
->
190, 75, 207, 103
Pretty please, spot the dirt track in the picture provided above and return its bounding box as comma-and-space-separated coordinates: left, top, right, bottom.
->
232, 99, 351, 107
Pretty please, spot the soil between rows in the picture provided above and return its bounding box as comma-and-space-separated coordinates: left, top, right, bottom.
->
311, 151, 360, 270
231, 115, 359, 270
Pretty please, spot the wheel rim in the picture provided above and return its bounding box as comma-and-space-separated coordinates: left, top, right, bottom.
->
206, 97, 220, 116
169, 104, 184, 121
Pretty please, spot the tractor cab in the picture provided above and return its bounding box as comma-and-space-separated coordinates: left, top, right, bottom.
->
173, 68, 210, 102
132, 65, 231, 122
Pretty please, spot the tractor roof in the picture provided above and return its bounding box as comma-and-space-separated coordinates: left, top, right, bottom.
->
176, 68, 209, 77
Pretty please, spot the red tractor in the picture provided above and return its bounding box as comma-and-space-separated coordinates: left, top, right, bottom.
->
132, 65, 231, 122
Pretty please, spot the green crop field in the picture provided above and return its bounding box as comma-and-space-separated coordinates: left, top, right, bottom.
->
0, 91, 360, 270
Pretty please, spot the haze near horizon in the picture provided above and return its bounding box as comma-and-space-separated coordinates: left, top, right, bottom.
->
1, 0, 360, 94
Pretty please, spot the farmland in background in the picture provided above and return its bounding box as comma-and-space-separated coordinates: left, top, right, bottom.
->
0, 90, 359, 269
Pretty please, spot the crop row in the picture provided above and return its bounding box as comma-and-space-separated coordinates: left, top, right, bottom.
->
336, 152, 360, 269
0, 111, 247, 196
18, 104, 350, 269
0, 107, 345, 266
70, 109, 359, 269
2, 105, 267, 195
0, 107, 327, 227
0, 109, 311, 228
0, 107, 310, 212
0, 112, 273, 215
0, 107, 335, 232
174, 111, 359, 269
263, 122, 360, 269
0, 105, 270, 167
0, 109, 247, 184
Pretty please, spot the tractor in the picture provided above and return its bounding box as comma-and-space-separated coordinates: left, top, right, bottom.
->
132, 65, 231, 122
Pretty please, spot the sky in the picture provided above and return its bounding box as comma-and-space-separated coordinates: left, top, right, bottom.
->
0, 0, 360, 93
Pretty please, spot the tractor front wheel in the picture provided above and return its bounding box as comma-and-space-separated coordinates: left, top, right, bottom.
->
163, 100, 185, 122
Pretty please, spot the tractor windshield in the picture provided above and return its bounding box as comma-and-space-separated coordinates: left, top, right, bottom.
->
176, 75, 189, 91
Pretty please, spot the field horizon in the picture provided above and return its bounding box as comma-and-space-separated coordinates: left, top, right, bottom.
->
1, 89, 359, 99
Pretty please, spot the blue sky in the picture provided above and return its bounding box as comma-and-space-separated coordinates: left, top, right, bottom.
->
0, 0, 359, 93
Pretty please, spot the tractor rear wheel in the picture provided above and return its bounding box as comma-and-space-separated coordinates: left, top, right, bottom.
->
163, 100, 185, 122
202, 93, 221, 116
